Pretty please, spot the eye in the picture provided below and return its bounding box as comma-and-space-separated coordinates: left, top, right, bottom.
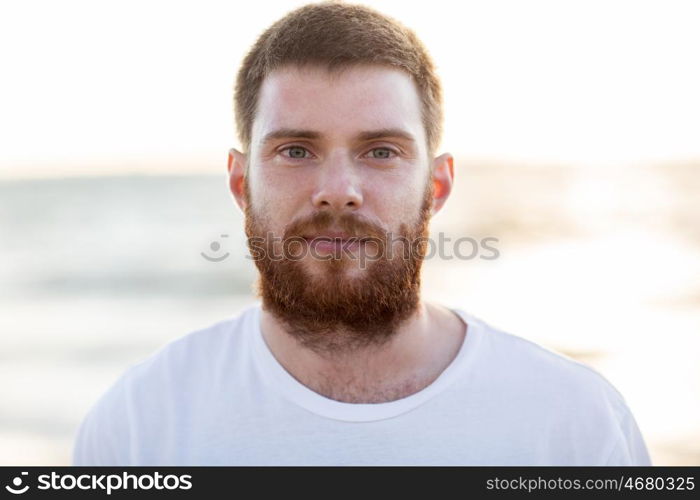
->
366, 147, 398, 160
280, 145, 312, 160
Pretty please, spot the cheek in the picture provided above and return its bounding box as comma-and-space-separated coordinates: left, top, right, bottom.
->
254, 165, 311, 199
249, 168, 280, 207
370, 179, 426, 222
249, 174, 304, 233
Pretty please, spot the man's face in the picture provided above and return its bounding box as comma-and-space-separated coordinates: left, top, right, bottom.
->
232, 64, 446, 353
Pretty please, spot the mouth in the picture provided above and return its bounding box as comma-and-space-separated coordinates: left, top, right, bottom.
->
302, 232, 363, 254
303, 230, 353, 240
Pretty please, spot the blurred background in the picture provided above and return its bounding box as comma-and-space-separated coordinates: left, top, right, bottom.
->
1, 0, 698, 465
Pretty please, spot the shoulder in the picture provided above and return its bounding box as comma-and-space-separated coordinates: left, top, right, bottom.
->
462, 312, 628, 409
455, 310, 651, 464
114, 305, 257, 393
72, 304, 260, 465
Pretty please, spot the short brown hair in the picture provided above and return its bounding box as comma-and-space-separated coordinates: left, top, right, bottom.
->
234, 1, 443, 157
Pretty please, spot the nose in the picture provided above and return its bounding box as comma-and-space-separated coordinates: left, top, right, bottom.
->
310, 152, 363, 211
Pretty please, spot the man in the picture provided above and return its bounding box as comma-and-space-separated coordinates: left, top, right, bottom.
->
73, 1, 651, 465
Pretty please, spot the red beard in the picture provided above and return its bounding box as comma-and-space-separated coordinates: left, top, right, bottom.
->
244, 178, 433, 355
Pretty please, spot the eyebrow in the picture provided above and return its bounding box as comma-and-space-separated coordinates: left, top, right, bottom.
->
260, 127, 417, 146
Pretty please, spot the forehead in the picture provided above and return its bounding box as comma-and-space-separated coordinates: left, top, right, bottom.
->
251, 64, 425, 147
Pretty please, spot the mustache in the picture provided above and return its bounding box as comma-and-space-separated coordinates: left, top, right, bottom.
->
282, 211, 388, 241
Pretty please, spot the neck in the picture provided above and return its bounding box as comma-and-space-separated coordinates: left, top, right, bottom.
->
259, 300, 467, 403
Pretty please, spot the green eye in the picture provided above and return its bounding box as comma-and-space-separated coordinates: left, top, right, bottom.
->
369, 147, 396, 159
283, 146, 310, 159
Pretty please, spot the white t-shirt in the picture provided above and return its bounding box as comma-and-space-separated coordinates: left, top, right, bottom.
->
72, 303, 652, 465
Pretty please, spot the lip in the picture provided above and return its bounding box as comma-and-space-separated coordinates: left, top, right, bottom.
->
302, 232, 363, 254
303, 231, 354, 241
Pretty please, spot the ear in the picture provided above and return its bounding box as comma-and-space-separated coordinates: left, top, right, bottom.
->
227, 148, 248, 212
430, 153, 454, 216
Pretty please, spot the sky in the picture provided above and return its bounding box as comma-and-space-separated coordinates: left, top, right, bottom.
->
1, 0, 699, 177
